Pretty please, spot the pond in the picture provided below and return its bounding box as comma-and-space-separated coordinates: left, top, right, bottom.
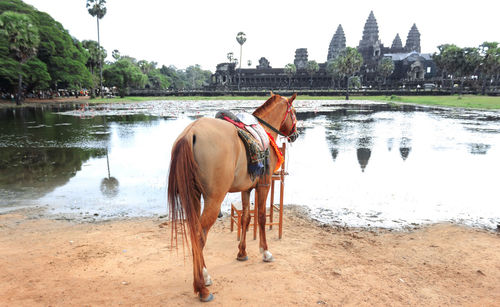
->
1, 99, 499, 229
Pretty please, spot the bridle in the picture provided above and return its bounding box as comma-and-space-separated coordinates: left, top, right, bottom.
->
255, 97, 299, 142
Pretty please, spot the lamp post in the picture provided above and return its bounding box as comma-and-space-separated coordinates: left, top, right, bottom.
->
236, 32, 246, 91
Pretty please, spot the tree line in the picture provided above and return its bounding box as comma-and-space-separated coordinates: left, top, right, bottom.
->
0, 0, 212, 104
433, 43, 500, 95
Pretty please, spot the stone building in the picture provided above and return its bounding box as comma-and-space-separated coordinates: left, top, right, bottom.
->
210, 11, 436, 90
353, 11, 434, 83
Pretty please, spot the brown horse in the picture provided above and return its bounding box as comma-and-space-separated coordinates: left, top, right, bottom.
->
168, 93, 298, 302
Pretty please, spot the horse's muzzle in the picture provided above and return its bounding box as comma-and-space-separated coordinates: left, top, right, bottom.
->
287, 131, 299, 143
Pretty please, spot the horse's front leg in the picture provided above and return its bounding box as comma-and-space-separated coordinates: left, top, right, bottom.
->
256, 183, 274, 262
237, 190, 252, 261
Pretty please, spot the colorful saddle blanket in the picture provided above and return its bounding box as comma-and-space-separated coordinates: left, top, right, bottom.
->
216, 110, 270, 179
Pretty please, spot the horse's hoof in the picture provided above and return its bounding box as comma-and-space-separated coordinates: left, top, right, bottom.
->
199, 293, 214, 302
263, 250, 274, 262
236, 255, 248, 261
263, 255, 275, 262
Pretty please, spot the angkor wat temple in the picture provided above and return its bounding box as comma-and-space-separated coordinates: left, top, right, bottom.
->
210, 11, 436, 90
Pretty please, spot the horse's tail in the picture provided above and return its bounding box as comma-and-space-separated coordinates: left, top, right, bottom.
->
167, 136, 205, 277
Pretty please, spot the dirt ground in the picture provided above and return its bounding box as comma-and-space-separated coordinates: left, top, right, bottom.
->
0, 208, 499, 306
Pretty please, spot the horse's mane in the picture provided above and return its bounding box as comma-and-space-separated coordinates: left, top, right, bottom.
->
253, 94, 281, 117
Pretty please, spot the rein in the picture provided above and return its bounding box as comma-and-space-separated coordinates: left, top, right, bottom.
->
254, 97, 297, 140
254, 116, 288, 137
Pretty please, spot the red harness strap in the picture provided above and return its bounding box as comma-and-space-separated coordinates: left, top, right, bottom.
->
265, 131, 284, 173
222, 116, 245, 129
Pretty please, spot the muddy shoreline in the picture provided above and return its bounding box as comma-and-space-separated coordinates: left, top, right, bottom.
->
1, 207, 499, 306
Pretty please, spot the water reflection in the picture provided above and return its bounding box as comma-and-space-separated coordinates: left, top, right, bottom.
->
100, 149, 119, 198
0, 147, 105, 202
356, 138, 372, 172
399, 137, 412, 161
1, 101, 500, 229
387, 138, 394, 151
468, 143, 491, 155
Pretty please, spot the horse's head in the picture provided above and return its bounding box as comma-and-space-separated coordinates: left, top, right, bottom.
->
278, 93, 299, 143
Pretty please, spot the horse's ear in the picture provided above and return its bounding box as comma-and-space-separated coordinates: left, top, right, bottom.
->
270, 90, 274, 96
289, 93, 297, 104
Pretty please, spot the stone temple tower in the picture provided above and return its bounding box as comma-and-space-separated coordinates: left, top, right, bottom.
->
391, 33, 404, 53
294, 48, 308, 70
327, 24, 346, 61
358, 11, 379, 50
357, 11, 382, 63
405, 23, 421, 53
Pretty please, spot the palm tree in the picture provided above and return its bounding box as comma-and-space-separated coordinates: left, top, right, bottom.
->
377, 57, 394, 88
478, 42, 500, 95
112, 49, 120, 60
332, 47, 363, 100
433, 44, 461, 94
284, 63, 297, 89
82, 40, 106, 97
86, 0, 107, 98
305, 60, 319, 88
0, 12, 40, 105
326, 60, 339, 89
227, 52, 234, 63
236, 32, 246, 91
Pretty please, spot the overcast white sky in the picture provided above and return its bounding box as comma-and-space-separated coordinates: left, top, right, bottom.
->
23, 0, 500, 71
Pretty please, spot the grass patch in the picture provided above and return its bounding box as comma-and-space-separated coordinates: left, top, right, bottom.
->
351, 95, 500, 110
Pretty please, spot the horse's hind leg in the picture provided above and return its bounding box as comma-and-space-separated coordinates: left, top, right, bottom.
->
189, 218, 212, 302
256, 184, 274, 262
199, 195, 226, 288
237, 190, 252, 261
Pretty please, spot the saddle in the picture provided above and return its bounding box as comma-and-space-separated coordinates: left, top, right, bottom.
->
216, 110, 270, 179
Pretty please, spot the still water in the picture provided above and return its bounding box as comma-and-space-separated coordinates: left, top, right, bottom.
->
1, 100, 499, 229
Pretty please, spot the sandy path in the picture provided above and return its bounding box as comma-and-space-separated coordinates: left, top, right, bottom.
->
0, 209, 499, 306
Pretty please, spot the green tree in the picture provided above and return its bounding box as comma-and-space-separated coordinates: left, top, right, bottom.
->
159, 65, 185, 89
326, 60, 339, 89
459, 47, 481, 95
112, 49, 120, 60
433, 44, 447, 88
103, 58, 147, 97
185, 64, 211, 89
284, 63, 296, 89
24, 57, 51, 91
305, 60, 319, 88
137, 60, 157, 75
377, 57, 394, 87
0, 0, 92, 95
86, 0, 106, 97
146, 69, 170, 90
433, 44, 460, 94
478, 42, 500, 95
332, 47, 363, 100
227, 52, 234, 63
82, 40, 106, 97
434, 44, 481, 95
0, 11, 40, 104
0, 31, 22, 93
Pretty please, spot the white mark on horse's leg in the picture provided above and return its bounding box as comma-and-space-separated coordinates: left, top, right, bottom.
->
203, 267, 213, 286
262, 250, 274, 262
